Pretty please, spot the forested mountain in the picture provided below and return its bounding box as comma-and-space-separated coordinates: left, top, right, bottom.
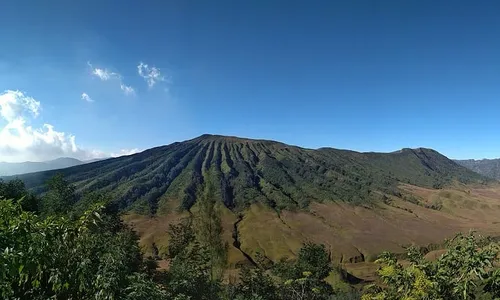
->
455, 158, 500, 180
2, 135, 500, 300
12, 134, 488, 214
0, 157, 85, 176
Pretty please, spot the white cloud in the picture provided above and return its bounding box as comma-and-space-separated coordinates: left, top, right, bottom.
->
0, 90, 40, 122
88, 62, 135, 96
92, 68, 116, 81
81, 92, 94, 102
0, 90, 109, 162
88, 61, 118, 81
137, 62, 166, 88
120, 84, 135, 96
111, 148, 140, 157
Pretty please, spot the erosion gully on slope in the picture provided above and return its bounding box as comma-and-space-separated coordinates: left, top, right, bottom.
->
232, 214, 257, 266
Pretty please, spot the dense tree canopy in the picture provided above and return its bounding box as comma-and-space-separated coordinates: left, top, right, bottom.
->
0, 179, 38, 212
0, 199, 149, 299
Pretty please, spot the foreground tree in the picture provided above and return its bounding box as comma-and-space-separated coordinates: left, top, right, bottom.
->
232, 255, 279, 300
194, 177, 228, 281
0, 179, 38, 212
230, 242, 335, 300
362, 232, 500, 300
164, 217, 221, 299
41, 173, 77, 216
273, 243, 334, 300
0, 199, 161, 299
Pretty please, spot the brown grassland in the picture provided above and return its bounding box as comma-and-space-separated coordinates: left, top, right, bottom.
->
123, 182, 500, 281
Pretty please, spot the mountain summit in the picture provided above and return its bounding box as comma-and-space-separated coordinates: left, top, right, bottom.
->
16, 134, 487, 215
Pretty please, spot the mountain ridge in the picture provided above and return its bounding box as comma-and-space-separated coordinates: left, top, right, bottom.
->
0, 157, 85, 176
455, 158, 500, 180
10, 134, 489, 215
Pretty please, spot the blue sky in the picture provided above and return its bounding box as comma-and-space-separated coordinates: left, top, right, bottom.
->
0, 0, 499, 162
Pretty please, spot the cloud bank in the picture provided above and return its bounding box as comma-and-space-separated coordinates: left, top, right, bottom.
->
0, 90, 110, 162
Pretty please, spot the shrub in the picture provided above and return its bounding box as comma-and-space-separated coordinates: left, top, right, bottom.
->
362, 232, 500, 300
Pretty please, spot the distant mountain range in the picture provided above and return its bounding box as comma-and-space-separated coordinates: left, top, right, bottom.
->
455, 159, 500, 180
0, 157, 103, 176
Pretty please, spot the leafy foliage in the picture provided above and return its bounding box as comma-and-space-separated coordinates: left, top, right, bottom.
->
272, 243, 334, 299
0, 175, 166, 300
229, 242, 336, 300
193, 175, 228, 281
362, 232, 500, 300
0, 199, 157, 299
0, 179, 38, 212
233, 264, 279, 300
165, 241, 221, 299
273, 243, 332, 281
164, 211, 222, 300
0, 176, 232, 300
40, 173, 77, 215
166, 218, 195, 259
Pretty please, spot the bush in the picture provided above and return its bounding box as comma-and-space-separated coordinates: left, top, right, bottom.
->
0, 199, 162, 299
362, 232, 500, 300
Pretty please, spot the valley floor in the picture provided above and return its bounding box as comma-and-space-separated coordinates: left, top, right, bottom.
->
123, 183, 500, 281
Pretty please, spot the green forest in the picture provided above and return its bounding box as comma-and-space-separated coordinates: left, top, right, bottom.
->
1, 176, 499, 300
14, 136, 489, 216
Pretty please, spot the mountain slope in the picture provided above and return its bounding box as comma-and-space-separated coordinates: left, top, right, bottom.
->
364, 148, 486, 188
455, 159, 500, 180
0, 157, 84, 176
14, 134, 488, 215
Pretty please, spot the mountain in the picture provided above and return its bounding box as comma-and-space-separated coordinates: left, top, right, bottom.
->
15, 134, 487, 214
455, 158, 500, 180
8, 134, 500, 272
0, 157, 84, 176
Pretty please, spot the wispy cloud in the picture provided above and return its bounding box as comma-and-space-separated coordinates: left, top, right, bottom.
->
87, 62, 135, 96
92, 68, 116, 81
81, 92, 94, 102
137, 62, 167, 88
120, 84, 135, 96
88, 61, 118, 81
0, 90, 108, 162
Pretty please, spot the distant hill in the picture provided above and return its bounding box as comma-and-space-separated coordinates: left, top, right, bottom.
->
0, 157, 99, 176
455, 158, 500, 180
12, 134, 488, 214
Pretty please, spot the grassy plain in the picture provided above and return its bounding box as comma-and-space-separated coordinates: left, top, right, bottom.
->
123, 182, 500, 281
